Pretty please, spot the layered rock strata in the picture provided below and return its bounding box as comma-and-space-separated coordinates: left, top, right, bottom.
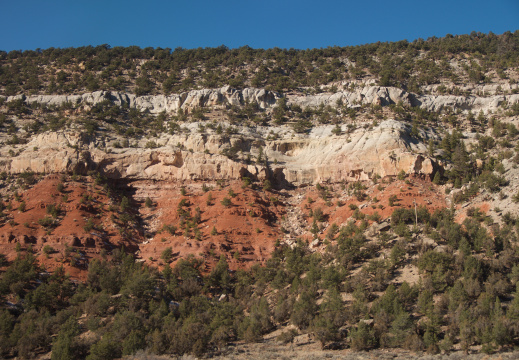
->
2, 85, 517, 115
0, 120, 438, 186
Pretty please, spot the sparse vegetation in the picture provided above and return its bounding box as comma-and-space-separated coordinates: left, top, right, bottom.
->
221, 197, 232, 208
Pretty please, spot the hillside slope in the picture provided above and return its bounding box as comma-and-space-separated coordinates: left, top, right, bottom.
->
0, 32, 519, 359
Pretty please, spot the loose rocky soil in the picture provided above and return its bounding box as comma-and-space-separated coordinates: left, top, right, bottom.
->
0, 173, 447, 280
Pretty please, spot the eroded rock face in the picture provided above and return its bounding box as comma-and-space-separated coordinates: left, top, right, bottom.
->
5, 132, 87, 174
270, 120, 435, 184
3, 86, 281, 114
288, 86, 414, 108
1, 86, 457, 186
414, 93, 519, 114
4, 85, 517, 115
287, 86, 519, 114
0, 120, 438, 186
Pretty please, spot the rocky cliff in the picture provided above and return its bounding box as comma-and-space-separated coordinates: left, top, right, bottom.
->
1, 86, 281, 114
9, 83, 516, 185
3, 84, 518, 115
0, 119, 437, 186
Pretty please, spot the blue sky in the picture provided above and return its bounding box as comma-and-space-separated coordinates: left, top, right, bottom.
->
1, 0, 518, 52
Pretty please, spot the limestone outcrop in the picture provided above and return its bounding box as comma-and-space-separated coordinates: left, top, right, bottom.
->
288, 86, 414, 108
3, 85, 518, 115
0, 120, 438, 186
273, 120, 436, 184
2, 86, 281, 114
287, 86, 519, 114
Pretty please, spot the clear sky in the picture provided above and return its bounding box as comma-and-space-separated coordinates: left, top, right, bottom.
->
1, 0, 518, 52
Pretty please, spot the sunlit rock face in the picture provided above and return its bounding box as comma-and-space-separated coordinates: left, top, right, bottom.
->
0, 119, 438, 186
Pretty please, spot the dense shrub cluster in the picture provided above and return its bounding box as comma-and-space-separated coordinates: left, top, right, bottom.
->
1, 31, 518, 96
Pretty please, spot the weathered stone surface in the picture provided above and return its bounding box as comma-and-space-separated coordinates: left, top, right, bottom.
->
0, 120, 438, 186
288, 85, 413, 108
268, 120, 436, 184
4, 86, 281, 115
3, 85, 517, 116
368, 220, 391, 236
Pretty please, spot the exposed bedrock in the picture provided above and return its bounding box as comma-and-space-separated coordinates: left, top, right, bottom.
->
3, 85, 518, 115
0, 120, 439, 186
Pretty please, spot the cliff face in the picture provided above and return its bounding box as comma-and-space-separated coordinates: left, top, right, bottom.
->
0, 119, 437, 186
3, 83, 518, 186
1, 86, 281, 114
3, 84, 517, 115
7, 83, 500, 185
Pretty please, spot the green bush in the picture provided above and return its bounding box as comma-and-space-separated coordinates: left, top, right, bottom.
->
388, 195, 398, 206
291, 290, 317, 329
161, 247, 173, 263
163, 224, 177, 235
84, 218, 95, 232
349, 321, 376, 351
38, 216, 54, 227
42, 245, 54, 255
313, 207, 325, 222
120, 196, 130, 212
221, 197, 232, 208
46, 204, 60, 218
